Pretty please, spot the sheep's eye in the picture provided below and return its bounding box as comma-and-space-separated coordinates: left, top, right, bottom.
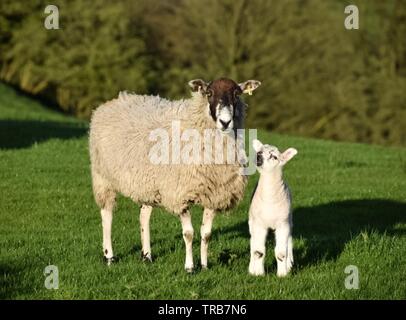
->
206, 89, 213, 98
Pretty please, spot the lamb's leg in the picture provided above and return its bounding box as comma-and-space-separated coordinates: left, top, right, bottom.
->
248, 221, 268, 276
180, 210, 194, 273
274, 223, 292, 277
200, 208, 216, 269
287, 233, 294, 272
140, 205, 153, 262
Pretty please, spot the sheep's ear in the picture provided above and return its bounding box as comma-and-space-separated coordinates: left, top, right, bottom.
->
252, 139, 263, 152
281, 148, 298, 165
188, 79, 208, 93
239, 80, 261, 95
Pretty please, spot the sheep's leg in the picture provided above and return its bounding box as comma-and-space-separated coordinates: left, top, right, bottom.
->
180, 210, 194, 273
200, 208, 216, 269
274, 223, 292, 277
93, 171, 116, 266
248, 221, 268, 276
140, 205, 153, 262
101, 207, 115, 266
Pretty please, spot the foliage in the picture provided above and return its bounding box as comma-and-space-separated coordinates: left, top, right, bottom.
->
0, 0, 405, 144
0, 0, 151, 118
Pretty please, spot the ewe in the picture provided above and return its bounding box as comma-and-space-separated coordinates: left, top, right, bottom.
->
89, 78, 261, 271
249, 139, 297, 276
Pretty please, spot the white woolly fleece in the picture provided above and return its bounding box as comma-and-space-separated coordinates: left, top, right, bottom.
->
89, 91, 248, 215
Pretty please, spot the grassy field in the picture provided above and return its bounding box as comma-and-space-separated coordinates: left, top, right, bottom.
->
0, 83, 405, 300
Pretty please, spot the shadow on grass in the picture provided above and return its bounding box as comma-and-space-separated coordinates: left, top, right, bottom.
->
0, 263, 33, 299
0, 120, 88, 149
219, 199, 406, 268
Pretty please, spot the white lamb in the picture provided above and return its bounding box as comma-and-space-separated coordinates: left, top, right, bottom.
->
89, 78, 261, 272
248, 139, 297, 276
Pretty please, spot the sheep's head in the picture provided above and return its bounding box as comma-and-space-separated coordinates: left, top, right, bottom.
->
189, 77, 261, 134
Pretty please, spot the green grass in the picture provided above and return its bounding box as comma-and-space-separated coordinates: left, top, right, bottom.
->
0, 83, 405, 300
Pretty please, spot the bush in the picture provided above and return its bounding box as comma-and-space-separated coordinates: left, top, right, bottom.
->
0, 0, 405, 144
0, 0, 152, 118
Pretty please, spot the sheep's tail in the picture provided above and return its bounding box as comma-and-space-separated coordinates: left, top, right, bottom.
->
118, 90, 130, 101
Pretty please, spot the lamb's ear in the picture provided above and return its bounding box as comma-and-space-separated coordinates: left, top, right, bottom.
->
281, 148, 298, 165
188, 79, 208, 93
239, 80, 261, 95
252, 139, 263, 152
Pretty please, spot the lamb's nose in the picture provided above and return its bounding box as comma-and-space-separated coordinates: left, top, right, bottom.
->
220, 119, 231, 129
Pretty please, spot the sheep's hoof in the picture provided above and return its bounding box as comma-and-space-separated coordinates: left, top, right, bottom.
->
104, 256, 117, 266
201, 265, 208, 271
141, 251, 152, 263
185, 267, 194, 273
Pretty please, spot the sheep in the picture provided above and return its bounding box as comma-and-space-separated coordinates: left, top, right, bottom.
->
248, 139, 297, 276
89, 78, 261, 272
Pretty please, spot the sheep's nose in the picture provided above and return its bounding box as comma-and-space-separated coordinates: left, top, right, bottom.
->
220, 119, 231, 129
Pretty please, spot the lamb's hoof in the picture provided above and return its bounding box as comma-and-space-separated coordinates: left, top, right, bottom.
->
104, 256, 117, 266
185, 267, 194, 273
201, 265, 208, 271
277, 270, 290, 278
249, 264, 265, 276
141, 251, 152, 263
276, 253, 285, 262
276, 262, 292, 277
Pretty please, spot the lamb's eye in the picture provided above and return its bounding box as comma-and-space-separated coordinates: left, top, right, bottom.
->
234, 89, 240, 98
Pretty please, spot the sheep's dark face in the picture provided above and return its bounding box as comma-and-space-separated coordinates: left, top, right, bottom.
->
189, 78, 261, 134
205, 78, 241, 133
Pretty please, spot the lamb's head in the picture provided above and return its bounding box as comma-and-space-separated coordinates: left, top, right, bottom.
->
189, 78, 261, 134
253, 139, 297, 172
